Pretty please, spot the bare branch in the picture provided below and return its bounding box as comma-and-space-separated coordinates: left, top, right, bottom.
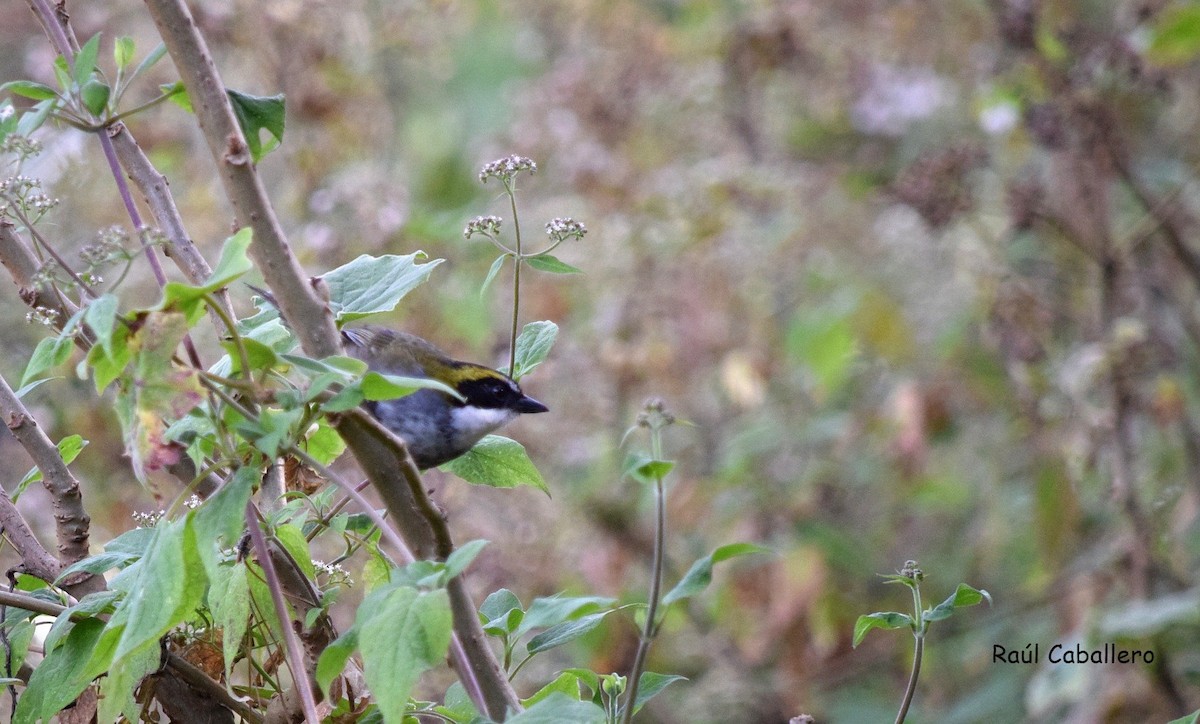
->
0, 373, 103, 596
0, 489, 62, 585
142, 0, 340, 359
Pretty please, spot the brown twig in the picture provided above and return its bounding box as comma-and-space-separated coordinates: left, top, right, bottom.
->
0, 373, 103, 597
0, 489, 62, 586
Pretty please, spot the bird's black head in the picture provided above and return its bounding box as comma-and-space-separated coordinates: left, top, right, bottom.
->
452, 367, 548, 414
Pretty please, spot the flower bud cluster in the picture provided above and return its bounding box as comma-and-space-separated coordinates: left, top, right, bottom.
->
463, 215, 503, 239
479, 155, 537, 183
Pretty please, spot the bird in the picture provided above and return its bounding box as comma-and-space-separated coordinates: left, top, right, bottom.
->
340, 326, 548, 468
249, 286, 548, 468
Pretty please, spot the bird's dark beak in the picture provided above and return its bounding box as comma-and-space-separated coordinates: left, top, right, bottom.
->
515, 394, 549, 414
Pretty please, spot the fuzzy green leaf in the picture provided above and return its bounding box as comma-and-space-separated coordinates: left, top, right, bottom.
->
361, 371, 463, 402
662, 543, 772, 606
480, 254, 508, 296
73, 34, 101, 85
324, 252, 444, 323
14, 433, 86, 501
516, 594, 616, 637
358, 586, 452, 722
113, 515, 206, 661
227, 89, 285, 162
527, 610, 615, 654
21, 334, 73, 388
114, 37, 135, 70
505, 694, 605, 724
924, 583, 992, 623
80, 77, 110, 116
507, 320, 558, 380
0, 81, 58, 101
630, 672, 688, 714
85, 293, 120, 356
13, 618, 106, 723
128, 43, 167, 89
852, 611, 914, 647
440, 434, 549, 494
526, 253, 583, 275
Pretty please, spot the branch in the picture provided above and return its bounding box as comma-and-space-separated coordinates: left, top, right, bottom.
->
0, 220, 77, 328
106, 123, 220, 290
141, 0, 340, 359
0, 489, 62, 585
0, 373, 103, 597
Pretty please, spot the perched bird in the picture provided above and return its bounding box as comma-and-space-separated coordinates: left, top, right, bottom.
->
340, 326, 547, 468
249, 286, 548, 468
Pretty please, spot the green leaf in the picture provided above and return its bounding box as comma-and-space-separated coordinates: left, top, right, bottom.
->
361, 371, 463, 402
324, 252, 444, 323
623, 454, 675, 484
1168, 712, 1200, 724
161, 81, 191, 112
787, 314, 858, 394
209, 562, 249, 678
358, 586, 452, 723
480, 588, 524, 636
105, 525, 156, 556
274, 523, 316, 580
630, 672, 687, 714
21, 334, 73, 387
527, 610, 615, 654
924, 583, 992, 623
205, 228, 254, 290
13, 618, 106, 724
116, 311, 204, 485
879, 573, 919, 590
85, 293, 120, 356
516, 594, 616, 637
74, 34, 101, 85
226, 89, 285, 163
523, 670, 585, 708
1149, 6, 1200, 65
316, 627, 358, 697
14, 378, 52, 399
113, 515, 206, 661
17, 98, 56, 136
852, 611, 914, 647
661, 543, 772, 606
0, 80, 58, 100
97, 638, 159, 724
480, 254, 508, 296
444, 539, 489, 579
55, 550, 136, 583
80, 77, 111, 116
304, 418, 346, 466
114, 37, 135, 70
526, 254, 583, 275
506, 320, 558, 380
505, 693, 605, 724
128, 43, 167, 88
86, 321, 132, 393
193, 466, 255, 577
440, 434, 549, 494
14, 434, 87, 501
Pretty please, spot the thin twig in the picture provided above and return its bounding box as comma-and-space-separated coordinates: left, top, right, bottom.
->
245, 503, 320, 724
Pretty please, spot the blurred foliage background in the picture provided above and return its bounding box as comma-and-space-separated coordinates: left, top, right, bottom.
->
5, 0, 1200, 721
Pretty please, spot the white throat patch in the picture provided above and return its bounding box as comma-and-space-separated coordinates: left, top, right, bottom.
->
451, 406, 519, 447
